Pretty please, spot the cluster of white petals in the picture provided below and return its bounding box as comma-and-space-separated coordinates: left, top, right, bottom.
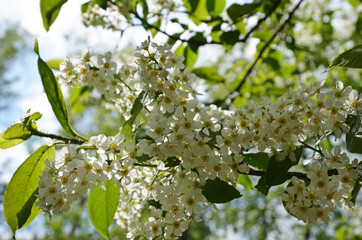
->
37, 37, 361, 239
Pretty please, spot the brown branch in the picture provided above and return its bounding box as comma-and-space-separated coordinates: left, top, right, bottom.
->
231, 0, 305, 98
246, 167, 340, 182
240, 0, 282, 43
29, 128, 86, 145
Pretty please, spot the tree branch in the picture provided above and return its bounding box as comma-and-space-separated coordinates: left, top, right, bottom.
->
131, 0, 281, 47
29, 128, 86, 145
231, 0, 305, 98
246, 167, 339, 182
239, 0, 282, 43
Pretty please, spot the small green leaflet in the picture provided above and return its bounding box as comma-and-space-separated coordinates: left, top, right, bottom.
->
0, 112, 42, 149
236, 174, 253, 190
329, 44, 362, 69
227, 2, 261, 23
346, 115, 362, 154
40, 0, 68, 31
192, 67, 224, 83
220, 30, 240, 50
34, 39, 84, 140
3, 145, 55, 235
46, 58, 64, 70
68, 86, 93, 115
255, 147, 303, 195
206, 0, 226, 17
121, 91, 145, 136
202, 177, 242, 203
183, 0, 209, 25
243, 152, 270, 171
88, 180, 120, 240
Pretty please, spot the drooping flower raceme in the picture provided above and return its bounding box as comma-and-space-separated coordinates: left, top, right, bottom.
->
37, 37, 360, 239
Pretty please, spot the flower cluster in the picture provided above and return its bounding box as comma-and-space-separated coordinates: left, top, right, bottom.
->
283, 150, 359, 223
38, 37, 361, 239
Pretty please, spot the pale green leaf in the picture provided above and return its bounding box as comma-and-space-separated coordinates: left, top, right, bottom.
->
46, 59, 64, 70
0, 112, 42, 149
192, 67, 224, 83
236, 174, 253, 190
0, 124, 31, 149
184, 0, 209, 25
206, 0, 226, 17
3, 145, 55, 235
40, 0, 68, 31
185, 45, 198, 70
88, 180, 120, 240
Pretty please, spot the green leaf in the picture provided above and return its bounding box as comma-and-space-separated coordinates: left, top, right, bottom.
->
40, 0, 68, 31
236, 174, 253, 190
0, 124, 31, 149
121, 91, 145, 136
329, 45, 362, 69
93, 0, 108, 9
243, 152, 270, 171
227, 2, 261, 23
183, 0, 209, 25
192, 67, 224, 83
81, 1, 91, 13
348, 0, 359, 9
68, 86, 92, 115
88, 180, 120, 240
3, 145, 55, 235
202, 177, 242, 203
46, 59, 64, 70
0, 112, 42, 149
206, 0, 226, 17
350, 180, 361, 204
148, 199, 162, 209
185, 45, 198, 70
255, 147, 303, 195
220, 30, 240, 50
34, 40, 84, 139
17, 188, 39, 229
174, 42, 186, 57
346, 115, 362, 154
